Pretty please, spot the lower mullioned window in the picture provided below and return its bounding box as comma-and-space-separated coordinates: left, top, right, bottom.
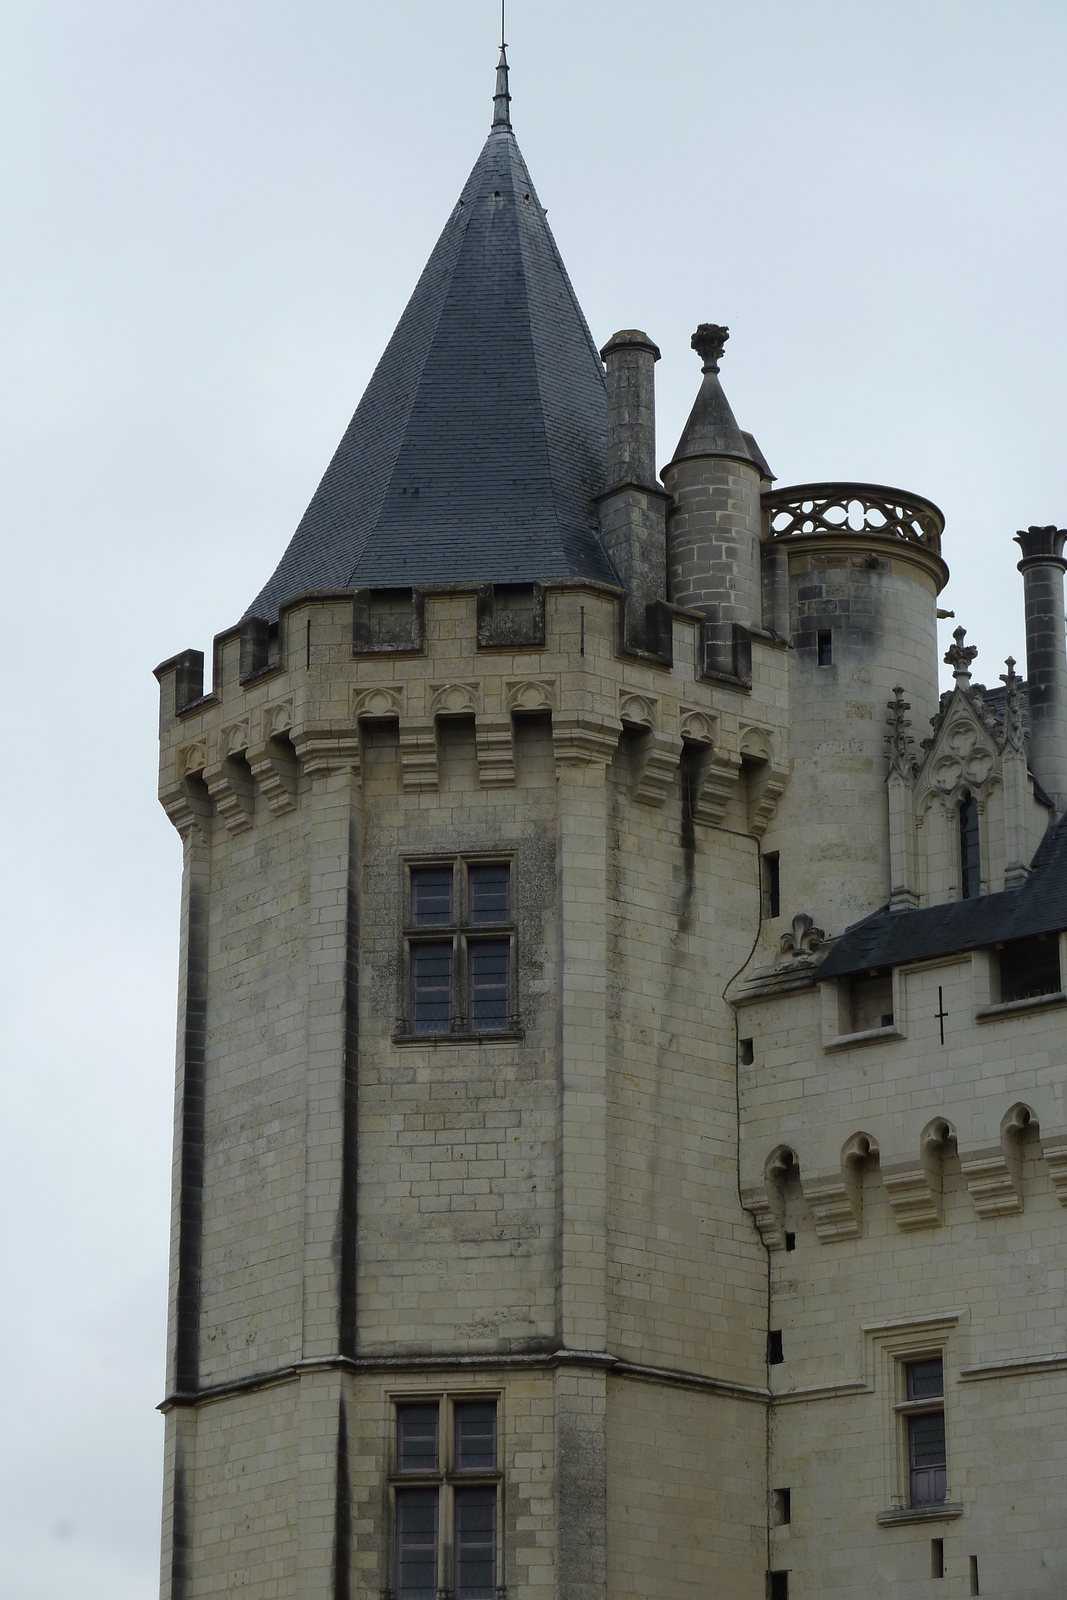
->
392, 1395, 501, 1600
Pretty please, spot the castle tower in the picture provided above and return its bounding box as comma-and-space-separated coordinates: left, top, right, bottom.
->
756, 482, 948, 931
153, 52, 782, 1600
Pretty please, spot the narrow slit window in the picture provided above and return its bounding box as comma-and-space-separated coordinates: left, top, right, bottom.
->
969, 1555, 980, 1595
411, 942, 453, 1034
454, 1486, 496, 1600
769, 1573, 789, 1600
959, 792, 980, 900
395, 1487, 438, 1600
817, 629, 833, 666
763, 852, 780, 920
768, 1329, 784, 1365
932, 1538, 944, 1578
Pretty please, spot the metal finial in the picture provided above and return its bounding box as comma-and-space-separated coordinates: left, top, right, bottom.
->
492, 34, 512, 130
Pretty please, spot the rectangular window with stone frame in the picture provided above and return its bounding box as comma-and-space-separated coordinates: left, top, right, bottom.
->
392, 1397, 501, 1600
901, 1357, 947, 1508
403, 859, 516, 1037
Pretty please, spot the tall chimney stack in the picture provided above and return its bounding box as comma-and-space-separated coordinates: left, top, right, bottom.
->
598, 331, 671, 657
1015, 524, 1067, 812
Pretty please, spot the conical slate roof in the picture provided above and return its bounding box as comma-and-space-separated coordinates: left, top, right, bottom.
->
670, 323, 768, 473
246, 66, 615, 620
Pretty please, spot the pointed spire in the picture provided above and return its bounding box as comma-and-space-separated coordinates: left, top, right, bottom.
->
492, 42, 512, 130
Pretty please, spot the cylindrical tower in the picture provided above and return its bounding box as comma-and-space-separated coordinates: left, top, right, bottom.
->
760, 484, 948, 932
1014, 524, 1067, 812
662, 325, 772, 677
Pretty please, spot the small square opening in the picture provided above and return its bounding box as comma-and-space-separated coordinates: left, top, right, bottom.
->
998, 935, 1061, 1003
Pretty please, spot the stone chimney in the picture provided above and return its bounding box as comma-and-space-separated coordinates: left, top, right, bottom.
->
598, 331, 671, 657
1014, 524, 1067, 811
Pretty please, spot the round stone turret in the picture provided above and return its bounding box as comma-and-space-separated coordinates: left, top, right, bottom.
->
759, 484, 948, 928
662, 325, 771, 678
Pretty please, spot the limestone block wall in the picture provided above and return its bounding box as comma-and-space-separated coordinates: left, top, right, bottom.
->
736, 952, 1067, 1596
757, 541, 942, 940
155, 578, 791, 1599
605, 749, 767, 1385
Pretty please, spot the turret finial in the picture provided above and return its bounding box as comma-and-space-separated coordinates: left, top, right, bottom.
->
691, 323, 730, 374
492, 9, 511, 132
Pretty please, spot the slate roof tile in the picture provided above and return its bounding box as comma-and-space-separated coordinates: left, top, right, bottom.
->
246, 123, 615, 620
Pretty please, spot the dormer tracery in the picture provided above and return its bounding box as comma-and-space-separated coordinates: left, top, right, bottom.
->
885, 631, 1049, 907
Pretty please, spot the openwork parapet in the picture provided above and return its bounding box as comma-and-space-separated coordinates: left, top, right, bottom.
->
763, 482, 945, 555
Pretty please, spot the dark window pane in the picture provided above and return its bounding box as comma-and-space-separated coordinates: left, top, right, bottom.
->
455, 1402, 497, 1471
907, 1359, 944, 1401
468, 863, 510, 924
411, 867, 453, 927
397, 1404, 439, 1472
909, 1410, 946, 1469
910, 1462, 948, 1507
411, 942, 452, 1033
455, 1486, 496, 1599
959, 792, 980, 899
396, 1487, 438, 1600
468, 940, 510, 1031
1000, 936, 1061, 1002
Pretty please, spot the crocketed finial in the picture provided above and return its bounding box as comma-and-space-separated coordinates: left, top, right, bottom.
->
691, 324, 730, 374
885, 686, 916, 777
492, 39, 512, 130
1000, 656, 1025, 751
944, 624, 978, 688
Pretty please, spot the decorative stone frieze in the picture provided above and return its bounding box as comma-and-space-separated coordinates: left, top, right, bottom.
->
1041, 1135, 1067, 1206
552, 714, 621, 769
960, 1148, 1023, 1218
398, 719, 438, 791
475, 715, 516, 788
247, 738, 299, 815
800, 1174, 861, 1243
504, 677, 558, 715
630, 731, 683, 808
291, 728, 362, 781
689, 751, 741, 827
203, 757, 256, 835
429, 681, 482, 718
351, 684, 404, 721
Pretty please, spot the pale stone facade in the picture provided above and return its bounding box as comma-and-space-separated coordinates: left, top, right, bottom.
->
153, 49, 1067, 1600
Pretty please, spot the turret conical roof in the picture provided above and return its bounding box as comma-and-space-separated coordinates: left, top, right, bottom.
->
246, 78, 615, 619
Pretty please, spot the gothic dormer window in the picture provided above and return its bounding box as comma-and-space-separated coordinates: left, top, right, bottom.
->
959, 791, 980, 899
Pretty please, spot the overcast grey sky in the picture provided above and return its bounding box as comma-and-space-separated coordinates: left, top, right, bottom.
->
1, 2, 1065, 1595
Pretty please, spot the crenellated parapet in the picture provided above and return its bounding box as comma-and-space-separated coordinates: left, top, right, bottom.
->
155, 581, 791, 835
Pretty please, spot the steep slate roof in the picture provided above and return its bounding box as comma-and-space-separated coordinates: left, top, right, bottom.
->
817, 814, 1067, 979
246, 66, 616, 620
